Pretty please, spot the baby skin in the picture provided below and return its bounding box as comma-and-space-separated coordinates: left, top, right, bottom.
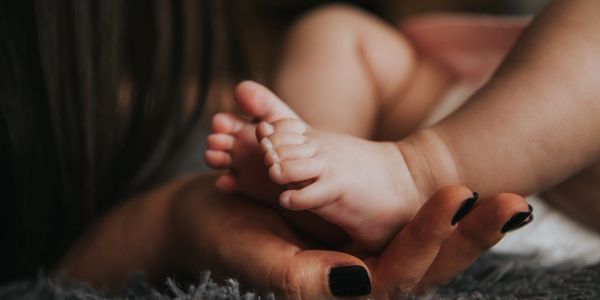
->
205, 6, 534, 251
205, 6, 529, 251
211, 0, 600, 266
207, 81, 428, 252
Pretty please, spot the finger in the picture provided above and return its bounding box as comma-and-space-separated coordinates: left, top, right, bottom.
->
269, 250, 373, 299
417, 193, 532, 292
207, 201, 371, 298
178, 176, 372, 299
373, 185, 474, 296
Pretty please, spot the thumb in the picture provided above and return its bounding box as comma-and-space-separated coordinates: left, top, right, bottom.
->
174, 174, 371, 299
265, 248, 372, 299
372, 186, 474, 295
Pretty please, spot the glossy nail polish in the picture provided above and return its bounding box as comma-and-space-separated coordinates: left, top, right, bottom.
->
512, 214, 534, 230
329, 265, 371, 297
451, 192, 479, 225
501, 204, 534, 233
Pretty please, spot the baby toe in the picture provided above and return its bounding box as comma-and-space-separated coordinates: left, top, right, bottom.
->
280, 181, 331, 210
264, 148, 280, 167
215, 173, 238, 193
206, 133, 235, 151
263, 140, 318, 168
272, 118, 307, 134
256, 121, 275, 140
211, 112, 245, 134
204, 150, 232, 169
257, 119, 307, 141
234, 80, 299, 122
260, 133, 306, 152
269, 157, 324, 185
276, 140, 319, 161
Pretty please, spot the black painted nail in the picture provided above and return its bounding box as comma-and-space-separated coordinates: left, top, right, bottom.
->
451, 192, 479, 225
501, 204, 534, 233
329, 265, 371, 297
513, 214, 534, 230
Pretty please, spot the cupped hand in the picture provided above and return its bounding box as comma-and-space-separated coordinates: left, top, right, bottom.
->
173, 175, 532, 299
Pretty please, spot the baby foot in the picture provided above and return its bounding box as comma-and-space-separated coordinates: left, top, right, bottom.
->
205, 112, 280, 201
257, 119, 423, 252
231, 82, 425, 252
206, 81, 363, 245
204, 81, 300, 202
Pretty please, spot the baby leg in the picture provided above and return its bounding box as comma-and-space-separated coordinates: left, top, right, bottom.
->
206, 5, 446, 216
273, 4, 419, 138
378, 14, 529, 140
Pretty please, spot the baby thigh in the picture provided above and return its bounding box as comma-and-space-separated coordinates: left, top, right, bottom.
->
273, 4, 417, 139
377, 15, 529, 140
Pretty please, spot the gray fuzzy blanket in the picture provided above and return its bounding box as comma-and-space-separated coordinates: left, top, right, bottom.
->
1, 253, 599, 299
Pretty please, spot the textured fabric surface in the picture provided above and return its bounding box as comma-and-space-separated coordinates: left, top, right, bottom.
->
1, 253, 600, 299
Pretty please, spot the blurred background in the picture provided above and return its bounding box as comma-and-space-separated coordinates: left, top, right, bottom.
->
225, 0, 551, 85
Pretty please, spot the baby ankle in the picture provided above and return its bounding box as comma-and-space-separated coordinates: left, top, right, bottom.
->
395, 128, 461, 203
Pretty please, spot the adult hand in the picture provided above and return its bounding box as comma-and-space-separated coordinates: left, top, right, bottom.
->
173, 175, 532, 299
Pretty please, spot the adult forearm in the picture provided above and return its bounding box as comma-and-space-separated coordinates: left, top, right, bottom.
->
56, 176, 192, 287
430, 0, 600, 196
56, 173, 304, 292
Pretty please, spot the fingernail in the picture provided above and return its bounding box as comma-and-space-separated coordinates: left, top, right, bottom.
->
329, 265, 371, 297
513, 214, 534, 231
501, 204, 534, 233
451, 192, 479, 225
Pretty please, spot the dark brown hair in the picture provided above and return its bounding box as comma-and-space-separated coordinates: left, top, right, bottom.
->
0, 0, 217, 282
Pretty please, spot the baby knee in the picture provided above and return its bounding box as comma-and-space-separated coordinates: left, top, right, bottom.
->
288, 3, 372, 44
